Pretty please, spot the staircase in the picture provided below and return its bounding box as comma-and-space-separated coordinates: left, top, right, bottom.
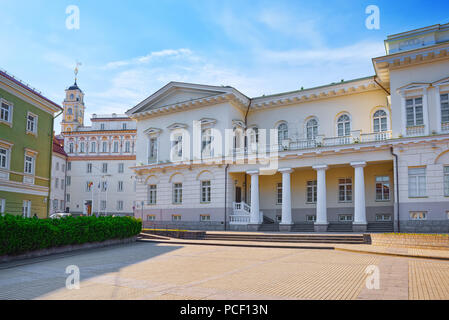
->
367, 221, 394, 233
203, 232, 367, 244
327, 223, 353, 232
291, 223, 315, 232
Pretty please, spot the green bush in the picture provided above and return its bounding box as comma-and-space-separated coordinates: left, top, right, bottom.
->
0, 214, 142, 256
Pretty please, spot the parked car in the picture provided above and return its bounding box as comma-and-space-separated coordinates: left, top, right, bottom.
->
49, 212, 72, 219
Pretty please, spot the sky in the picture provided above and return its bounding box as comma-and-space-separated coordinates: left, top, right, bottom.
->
0, 0, 448, 133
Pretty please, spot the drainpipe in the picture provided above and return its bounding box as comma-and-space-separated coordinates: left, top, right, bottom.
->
224, 164, 230, 231
390, 147, 400, 233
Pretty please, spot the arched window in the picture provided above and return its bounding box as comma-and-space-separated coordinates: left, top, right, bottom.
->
373, 109, 388, 132
67, 108, 73, 115
337, 114, 351, 137
277, 123, 288, 145
70, 94, 74, 100
306, 118, 319, 140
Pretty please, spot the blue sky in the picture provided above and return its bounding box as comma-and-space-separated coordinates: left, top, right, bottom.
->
0, 0, 448, 133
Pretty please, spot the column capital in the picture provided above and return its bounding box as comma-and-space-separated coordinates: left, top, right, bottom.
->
312, 164, 328, 171
278, 168, 293, 174
350, 161, 367, 168
246, 169, 259, 175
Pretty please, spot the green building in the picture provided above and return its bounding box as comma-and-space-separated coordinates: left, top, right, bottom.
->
0, 70, 62, 218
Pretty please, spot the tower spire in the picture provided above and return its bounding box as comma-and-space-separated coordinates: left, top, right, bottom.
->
74, 61, 82, 84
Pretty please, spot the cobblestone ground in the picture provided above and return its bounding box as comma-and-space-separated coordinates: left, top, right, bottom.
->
0, 242, 448, 300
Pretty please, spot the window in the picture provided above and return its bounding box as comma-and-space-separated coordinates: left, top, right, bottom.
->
67, 162, 71, 171
408, 167, 426, 197
201, 129, 213, 157
61, 179, 64, 189
441, 93, 449, 124
117, 201, 124, 211
60, 200, 64, 210
375, 176, 390, 201
118, 163, 124, 173
201, 180, 211, 203
66, 176, 71, 186
148, 185, 157, 205
337, 114, 351, 137
445, 166, 449, 197
147, 215, 156, 221
306, 118, 318, 140
376, 214, 391, 221
91, 142, 96, 153
172, 215, 181, 221
56, 162, 59, 171
339, 214, 353, 222
276, 183, 282, 204
102, 163, 108, 173
79, 142, 85, 153
173, 183, 183, 204
24, 155, 35, 174
101, 181, 108, 192
0, 199, 5, 213
0, 147, 8, 169
113, 141, 119, 153
22, 200, 31, 218
172, 136, 182, 158
406, 97, 424, 127
373, 110, 388, 132
125, 141, 131, 153
26, 113, 37, 134
67, 107, 72, 115
0, 100, 12, 123
410, 211, 427, 220
62, 164, 65, 172
100, 200, 106, 210
338, 178, 352, 202
55, 178, 59, 189
122, 123, 127, 130
118, 181, 124, 192
306, 215, 316, 222
306, 180, 317, 203
66, 194, 71, 202
200, 214, 211, 221
69, 143, 74, 153
87, 163, 92, 173
102, 141, 108, 153
149, 137, 158, 161
100, 123, 105, 130
277, 123, 288, 145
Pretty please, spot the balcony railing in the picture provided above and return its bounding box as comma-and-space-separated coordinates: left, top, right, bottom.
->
360, 131, 392, 142
406, 125, 425, 136
442, 122, 449, 133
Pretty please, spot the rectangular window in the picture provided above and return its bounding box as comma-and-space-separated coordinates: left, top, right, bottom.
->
441, 93, 449, 123
66, 194, 70, 202
56, 162, 59, 171
338, 214, 353, 222
375, 176, 390, 201
118, 163, 124, 173
200, 214, 211, 221
100, 200, 106, 210
0, 199, 5, 213
79, 142, 85, 153
201, 180, 211, 203
101, 181, 108, 192
61, 179, 64, 189
338, 178, 352, 202
0, 147, 8, 169
122, 123, 127, 130
60, 200, 64, 210
173, 183, 183, 204
149, 137, 158, 160
55, 178, 59, 189
410, 211, 427, 220
102, 163, 108, 173
148, 185, 157, 205
277, 183, 282, 204
100, 123, 105, 130
0, 101, 12, 123
376, 214, 391, 221
102, 141, 108, 153
113, 141, 119, 153
66, 176, 71, 186
117, 201, 124, 211
306, 215, 316, 222
24, 155, 34, 174
87, 163, 92, 173
67, 162, 71, 171
172, 214, 181, 221
306, 180, 317, 203
118, 181, 124, 192
125, 141, 131, 153
445, 166, 449, 197
62, 164, 65, 172
69, 143, 74, 153
172, 135, 182, 158
406, 97, 424, 127
26, 113, 37, 134
52, 199, 58, 210
408, 167, 426, 197
147, 215, 156, 221
91, 142, 96, 153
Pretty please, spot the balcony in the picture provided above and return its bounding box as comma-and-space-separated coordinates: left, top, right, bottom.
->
406, 125, 425, 136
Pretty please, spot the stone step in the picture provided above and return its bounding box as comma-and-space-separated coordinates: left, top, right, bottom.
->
203, 236, 365, 244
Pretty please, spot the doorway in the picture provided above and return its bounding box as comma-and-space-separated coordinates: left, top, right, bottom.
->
235, 186, 242, 203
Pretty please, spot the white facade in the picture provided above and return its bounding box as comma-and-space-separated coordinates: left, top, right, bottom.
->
126, 23, 449, 233
49, 144, 67, 215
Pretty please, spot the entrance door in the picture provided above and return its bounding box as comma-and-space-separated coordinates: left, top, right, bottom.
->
84, 200, 92, 216
235, 186, 242, 203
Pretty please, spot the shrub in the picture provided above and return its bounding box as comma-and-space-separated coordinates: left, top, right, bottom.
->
0, 214, 142, 256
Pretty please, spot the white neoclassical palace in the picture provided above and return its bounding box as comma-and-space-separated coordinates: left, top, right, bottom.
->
127, 23, 449, 233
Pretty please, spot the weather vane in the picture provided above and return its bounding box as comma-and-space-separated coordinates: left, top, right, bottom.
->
74, 61, 82, 83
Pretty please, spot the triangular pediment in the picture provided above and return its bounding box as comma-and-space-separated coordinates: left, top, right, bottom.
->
127, 82, 246, 115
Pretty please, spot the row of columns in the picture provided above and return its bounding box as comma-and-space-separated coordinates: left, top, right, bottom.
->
247, 161, 368, 232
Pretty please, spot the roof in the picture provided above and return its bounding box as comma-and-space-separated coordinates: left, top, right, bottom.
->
67, 81, 82, 92
0, 69, 62, 112
52, 137, 67, 157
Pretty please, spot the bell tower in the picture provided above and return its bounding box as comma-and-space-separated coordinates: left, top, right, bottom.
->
61, 63, 85, 133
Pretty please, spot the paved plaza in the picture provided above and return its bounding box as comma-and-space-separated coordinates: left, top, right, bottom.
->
0, 242, 448, 300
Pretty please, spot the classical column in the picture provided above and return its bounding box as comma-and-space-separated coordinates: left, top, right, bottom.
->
313, 165, 328, 232
247, 170, 261, 228
351, 161, 367, 232
279, 168, 293, 231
